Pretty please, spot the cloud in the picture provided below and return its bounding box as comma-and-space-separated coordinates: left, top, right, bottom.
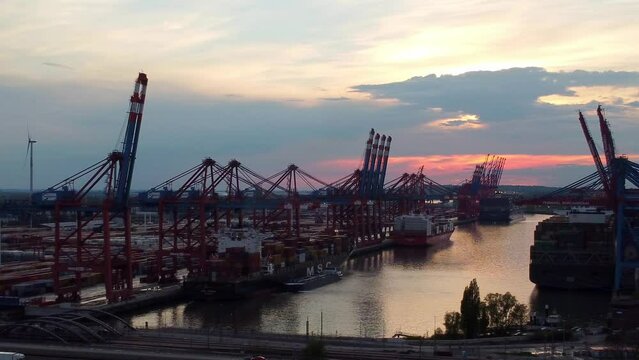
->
352, 68, 639, 124
2, 67, 639, 189
538, 86, 639, 106
320, 97, 350, 101
427, 114, 484, 130
1, 0, 639, 102
349, 67, 639, 162
42, 62, 73, 70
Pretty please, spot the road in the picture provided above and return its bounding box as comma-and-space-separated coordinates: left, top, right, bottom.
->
0, 328, 606, 360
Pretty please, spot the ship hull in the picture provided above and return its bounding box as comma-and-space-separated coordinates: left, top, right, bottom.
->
284, 273, 342, 292
349, 238, 393, 257
479, 197, 524, 223
479, 210, 524, 223
183, 253, 349, 300
392, 230, 453, 247
529, 262, 614, 290
455, 217, 478, 225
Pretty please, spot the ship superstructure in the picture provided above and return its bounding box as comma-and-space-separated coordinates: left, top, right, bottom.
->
391, 213, 454, 246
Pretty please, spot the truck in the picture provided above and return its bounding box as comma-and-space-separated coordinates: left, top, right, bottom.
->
0, 352, 25, 360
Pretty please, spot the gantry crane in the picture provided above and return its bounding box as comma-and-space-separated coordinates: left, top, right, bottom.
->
578, 106, 639, 293
456, 155, 506, 221
33, 73, 148, 303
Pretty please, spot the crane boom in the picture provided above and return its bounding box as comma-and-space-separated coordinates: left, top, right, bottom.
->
115, 73, 148, 206
470, 164, 484, 195
578, 111, 610, 195
359, 129, 375, 196
597, 105, 616, 168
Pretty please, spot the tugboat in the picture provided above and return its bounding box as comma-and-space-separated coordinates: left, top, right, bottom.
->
391, 213, 455, 246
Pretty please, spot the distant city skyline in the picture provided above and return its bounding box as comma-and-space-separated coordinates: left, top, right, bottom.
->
1, 1, 638, 189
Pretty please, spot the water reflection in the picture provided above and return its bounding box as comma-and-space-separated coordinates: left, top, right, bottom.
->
390, 242, 453, 270
124, 215, 611, 336
458, 222, 483, 243
348, 251, 385, 272
129, 303, 188, 328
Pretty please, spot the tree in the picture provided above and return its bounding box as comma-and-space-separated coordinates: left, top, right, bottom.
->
302, 338, 327, 360
460, 278, 481, 338
443, 311, 462, 336
510, 303, 528, 329
483, 292, 528, 334
479, 301, 489, 335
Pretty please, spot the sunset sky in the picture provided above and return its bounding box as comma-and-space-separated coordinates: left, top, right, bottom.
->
1, 0, 638, 189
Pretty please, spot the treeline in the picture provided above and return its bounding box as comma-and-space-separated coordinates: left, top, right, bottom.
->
435, 279, 528, 339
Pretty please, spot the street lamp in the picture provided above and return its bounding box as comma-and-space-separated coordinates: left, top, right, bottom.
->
562, 319, 566, 356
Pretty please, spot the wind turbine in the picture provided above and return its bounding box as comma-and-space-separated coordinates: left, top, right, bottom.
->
25, 131, 36, 228
26, 133, 37, 198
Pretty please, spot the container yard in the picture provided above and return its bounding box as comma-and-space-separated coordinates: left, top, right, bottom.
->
0, 73, 528, 310
0, 75, 460, 311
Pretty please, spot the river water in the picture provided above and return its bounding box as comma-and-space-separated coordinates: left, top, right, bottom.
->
123, 214, 611, 336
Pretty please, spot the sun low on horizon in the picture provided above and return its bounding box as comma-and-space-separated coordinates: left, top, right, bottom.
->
1, 0, 639, 189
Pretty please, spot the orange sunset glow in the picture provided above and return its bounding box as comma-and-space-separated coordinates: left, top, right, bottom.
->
316, 153, 639, 185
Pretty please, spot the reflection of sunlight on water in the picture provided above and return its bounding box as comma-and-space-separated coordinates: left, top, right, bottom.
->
129, 303, 188, 328
123, 214, 609, 336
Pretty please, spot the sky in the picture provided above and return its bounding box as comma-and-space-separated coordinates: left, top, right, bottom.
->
1, 0, 639, 190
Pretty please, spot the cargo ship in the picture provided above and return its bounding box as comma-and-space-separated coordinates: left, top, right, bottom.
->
529, 207, 615, 290
390, 214, 454, 246
284, 266, 343, 292
182, 227, 350, 300
479, 197, 524, 223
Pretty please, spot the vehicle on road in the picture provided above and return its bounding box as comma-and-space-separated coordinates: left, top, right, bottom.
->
0, 352, 25, 360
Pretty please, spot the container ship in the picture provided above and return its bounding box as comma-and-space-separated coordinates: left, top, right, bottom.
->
479, 197, 524, 223
284, 266, 343, 292
390, 214, 454, 246
182, 228, 350, 300
529, 207, 615, 290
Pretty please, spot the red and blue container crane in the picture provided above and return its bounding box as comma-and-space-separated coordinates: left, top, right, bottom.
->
533, 106, 639, 293
456, 154, 506, 222
32, 73, 148, 303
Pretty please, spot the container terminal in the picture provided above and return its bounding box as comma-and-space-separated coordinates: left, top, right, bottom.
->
0, 73, 513, 309
0, 74, 638, 350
